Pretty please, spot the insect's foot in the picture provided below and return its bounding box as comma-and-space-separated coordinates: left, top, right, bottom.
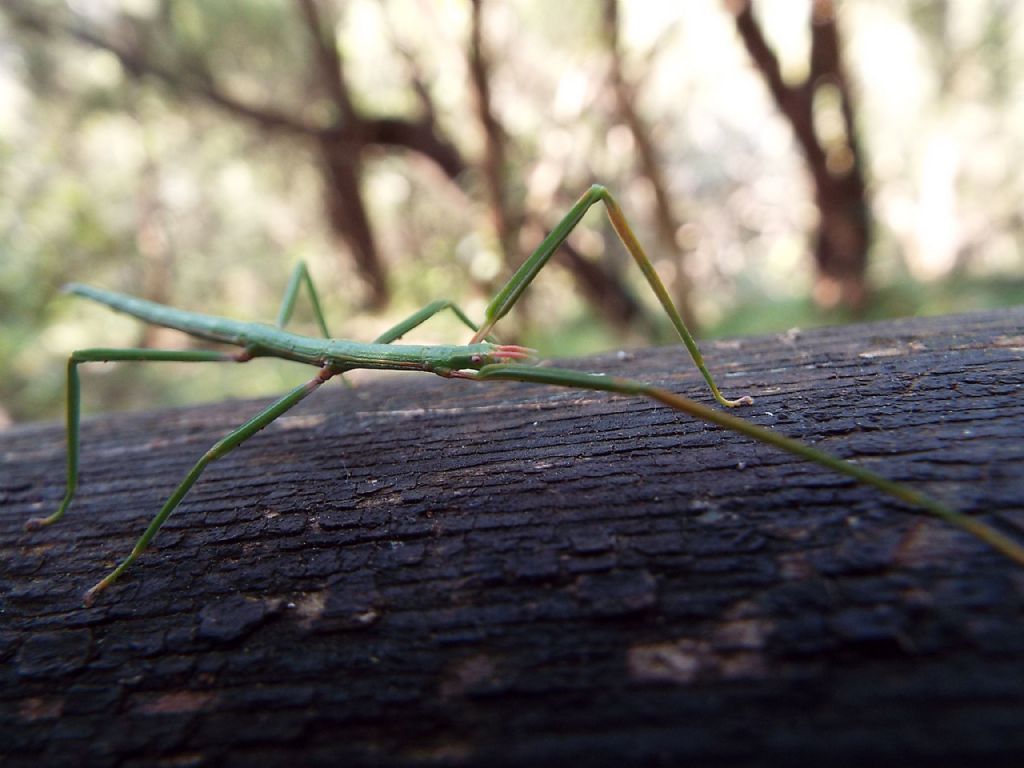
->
24, 515, 55, 531
725, 395, 755, 408
83, 580, 109, 608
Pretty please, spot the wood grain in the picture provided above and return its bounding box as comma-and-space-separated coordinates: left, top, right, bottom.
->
2, 308, 1023, 766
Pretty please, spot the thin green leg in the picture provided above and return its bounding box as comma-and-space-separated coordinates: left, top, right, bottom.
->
461, 363, 1024, 568
277, 261, 331, 338
82, 367, 336, 606
374, 299, 494, 344
470, 185, 751, 409
25, 348, 241, 533
277, 264, 493, 345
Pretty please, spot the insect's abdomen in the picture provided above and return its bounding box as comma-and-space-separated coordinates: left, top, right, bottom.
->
66, 284, 256, 347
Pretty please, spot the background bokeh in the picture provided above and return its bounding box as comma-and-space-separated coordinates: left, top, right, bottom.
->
1, 0, 1022, 426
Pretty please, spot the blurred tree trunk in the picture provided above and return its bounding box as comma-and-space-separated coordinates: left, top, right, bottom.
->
601, 0, 700, 332
467, 0, 518, 286
727, 0, 870, 311
466, 0, 652, 332
296, 0, 387, 308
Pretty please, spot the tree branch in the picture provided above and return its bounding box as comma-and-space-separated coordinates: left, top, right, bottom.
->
5, 309, 1024, 764
4, 1, 325, 139
366, 118, 467, 180
379, 10, 440, 126
727, 0, 822, 169
809, 0, 865, 174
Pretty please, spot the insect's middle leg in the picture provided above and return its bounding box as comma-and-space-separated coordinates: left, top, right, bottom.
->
373, 299, 493, 344
277, 261, 331, 338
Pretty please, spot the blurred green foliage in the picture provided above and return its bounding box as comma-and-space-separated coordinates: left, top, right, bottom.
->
1, 0, 1022, 427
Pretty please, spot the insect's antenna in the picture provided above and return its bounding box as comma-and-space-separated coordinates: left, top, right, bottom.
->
470, 185, 751, 408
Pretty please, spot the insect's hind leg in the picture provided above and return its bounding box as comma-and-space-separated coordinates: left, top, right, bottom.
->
82, 367, 335, 606
25, 348, 245, 532
465, 362, 1024, 568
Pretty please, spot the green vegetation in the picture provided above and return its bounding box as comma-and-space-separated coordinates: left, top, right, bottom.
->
1, 1, 1021, 426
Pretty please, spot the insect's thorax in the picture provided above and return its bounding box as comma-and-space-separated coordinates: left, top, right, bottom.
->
241, 326, 492, 374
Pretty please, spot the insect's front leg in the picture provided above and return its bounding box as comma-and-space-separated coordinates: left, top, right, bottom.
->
468, 185, 752, 408
373, 299, 491, 344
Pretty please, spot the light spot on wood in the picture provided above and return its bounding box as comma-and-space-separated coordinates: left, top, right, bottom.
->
293, 590, 327, 625
627, 637, 767, 685
859, 347, 904, 359
777, 551, 815, 580
628, 641, 701, 684
276, 414, 327, 430
859, 341, 926, 358
19, 696, 63, 721
712, 619, 770, 650
353, 609, 379, 626
440, 654, 499, 699
895, 520, 980, 566
992, 334, 1024, 350
131, 690, 216, 714
713, 339, 744, 350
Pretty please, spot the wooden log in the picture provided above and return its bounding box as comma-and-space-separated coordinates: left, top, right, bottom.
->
2, 308, 1023, 766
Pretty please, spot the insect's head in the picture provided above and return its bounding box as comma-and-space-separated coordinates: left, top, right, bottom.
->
437, 343, 537, 375
479, 344, 538, 367
426, 343, 538, 379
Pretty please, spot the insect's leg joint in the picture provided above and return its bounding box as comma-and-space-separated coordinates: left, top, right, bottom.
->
318, 365, 341, 381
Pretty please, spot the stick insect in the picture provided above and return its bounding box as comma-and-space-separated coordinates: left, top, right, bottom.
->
26, 185, 1024, 606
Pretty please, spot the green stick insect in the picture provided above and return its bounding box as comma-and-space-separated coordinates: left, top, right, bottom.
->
26, 185, 1024, 606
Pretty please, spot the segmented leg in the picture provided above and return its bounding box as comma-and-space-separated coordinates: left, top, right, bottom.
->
459, 363, 1024, 568
277, 261, 331, 337
470, 185, 751, 409
82, 367, 337, 605
374, 299, 493, 344
25, 348, 243, 532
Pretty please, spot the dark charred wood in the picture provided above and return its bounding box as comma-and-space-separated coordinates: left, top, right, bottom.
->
2, 309, 1024, 766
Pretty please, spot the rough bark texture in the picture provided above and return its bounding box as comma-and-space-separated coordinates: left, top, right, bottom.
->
2, 309, 1024, 767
